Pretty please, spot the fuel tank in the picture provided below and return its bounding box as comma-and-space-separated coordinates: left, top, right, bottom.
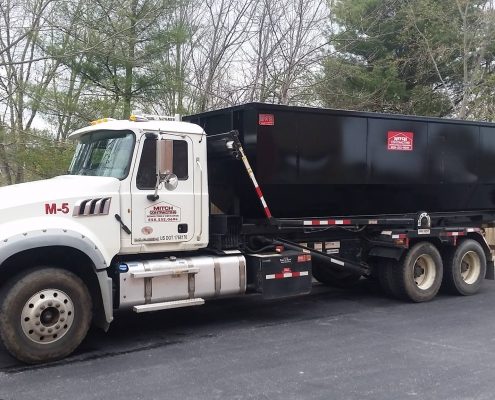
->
185, 103, 495, 219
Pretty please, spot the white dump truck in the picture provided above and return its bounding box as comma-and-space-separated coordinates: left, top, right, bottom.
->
1, 103, 494, 364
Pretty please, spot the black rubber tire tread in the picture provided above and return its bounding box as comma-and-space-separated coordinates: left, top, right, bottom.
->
377, 259, 401, 299
392, 242, 443, 303
312, 261, 362, 288
442, 239, 486, 296
0, 267, 92, 364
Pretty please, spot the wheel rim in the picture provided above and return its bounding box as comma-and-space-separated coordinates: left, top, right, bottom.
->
21, 289, 75, 344
460, 251, 481, 285
413, 254, 436, 290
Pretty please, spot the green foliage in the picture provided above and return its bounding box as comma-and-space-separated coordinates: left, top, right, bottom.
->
0, 128, 75, 186
39, 0, 191, 124
319, 0, 489, 117
319, 57, 407, 112
78, 0, 178, 118
18, 133, 75, 181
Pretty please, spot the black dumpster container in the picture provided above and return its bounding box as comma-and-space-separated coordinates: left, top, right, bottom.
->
184, 103, 495, 219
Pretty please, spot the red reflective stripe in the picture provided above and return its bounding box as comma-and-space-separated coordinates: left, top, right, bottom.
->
305, 219, 353, 225
447, 232, 465, 237
264, 207, 272, 218
297, 254, 311, 262
303, 220, 348, 225
254, 185, 272, 218
268, 271, 309, 280
273, 272, 297, 279
327, 219, 352, 225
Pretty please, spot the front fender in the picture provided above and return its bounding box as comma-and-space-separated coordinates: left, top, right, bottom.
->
0, 214, 120, 266
0, 228, 109, 269
0, 228, 115, 325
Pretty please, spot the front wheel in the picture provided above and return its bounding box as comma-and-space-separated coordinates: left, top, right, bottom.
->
0, 267, 92, 364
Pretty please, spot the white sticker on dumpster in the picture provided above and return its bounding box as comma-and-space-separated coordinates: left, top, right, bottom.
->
325, 241, 340, 254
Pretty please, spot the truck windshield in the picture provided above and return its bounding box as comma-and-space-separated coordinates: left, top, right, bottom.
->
68, 130, 135, 179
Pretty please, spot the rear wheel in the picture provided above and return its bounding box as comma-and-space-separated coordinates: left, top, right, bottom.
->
312, 262, 362, 288
377, 259, 400, 298
0, 267, 92, 364
393, 242, 443, 302
443, 239, 486, 296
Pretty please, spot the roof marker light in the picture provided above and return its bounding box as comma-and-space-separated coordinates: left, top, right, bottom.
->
130, 114, 149, 122
90, 117, 116, 125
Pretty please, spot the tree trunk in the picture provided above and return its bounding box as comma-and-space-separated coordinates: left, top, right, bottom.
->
123, 0, 138, 119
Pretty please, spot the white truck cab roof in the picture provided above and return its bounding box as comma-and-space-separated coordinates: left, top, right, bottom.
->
69, 118, 205, 140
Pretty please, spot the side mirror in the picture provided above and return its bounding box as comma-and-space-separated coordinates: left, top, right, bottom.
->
163, 173, 178, 191
147, 138, 177, 201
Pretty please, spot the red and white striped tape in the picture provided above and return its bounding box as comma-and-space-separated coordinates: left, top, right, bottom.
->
445, 231, 465, 237
303, 219, 352, 226
266, 271, 309, 280
238, 146, 272, 219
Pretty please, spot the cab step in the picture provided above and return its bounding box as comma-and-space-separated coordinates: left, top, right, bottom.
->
133, 298, 205, 313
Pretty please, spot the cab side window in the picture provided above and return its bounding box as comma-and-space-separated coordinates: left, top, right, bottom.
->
173, 140, 188, 180
136, 137, 189, 190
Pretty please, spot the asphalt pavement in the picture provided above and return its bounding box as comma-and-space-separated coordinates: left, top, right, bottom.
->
1, 279, 495, 400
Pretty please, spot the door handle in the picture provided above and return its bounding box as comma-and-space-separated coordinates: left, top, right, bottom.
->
196, 157, 203, 241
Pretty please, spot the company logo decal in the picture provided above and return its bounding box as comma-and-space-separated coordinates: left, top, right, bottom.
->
259, 113, 275, 126
145, 202, 181, 222
387, 131, 414, 151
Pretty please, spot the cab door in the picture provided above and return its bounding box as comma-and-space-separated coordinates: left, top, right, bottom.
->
130, 133, 195, 246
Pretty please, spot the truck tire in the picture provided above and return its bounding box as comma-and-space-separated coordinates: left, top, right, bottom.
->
392, 242, 443, 302
377, 260, 400, 298
312, 262, 361, 288
443, 239, 486, 296
0, 267, 92, 364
